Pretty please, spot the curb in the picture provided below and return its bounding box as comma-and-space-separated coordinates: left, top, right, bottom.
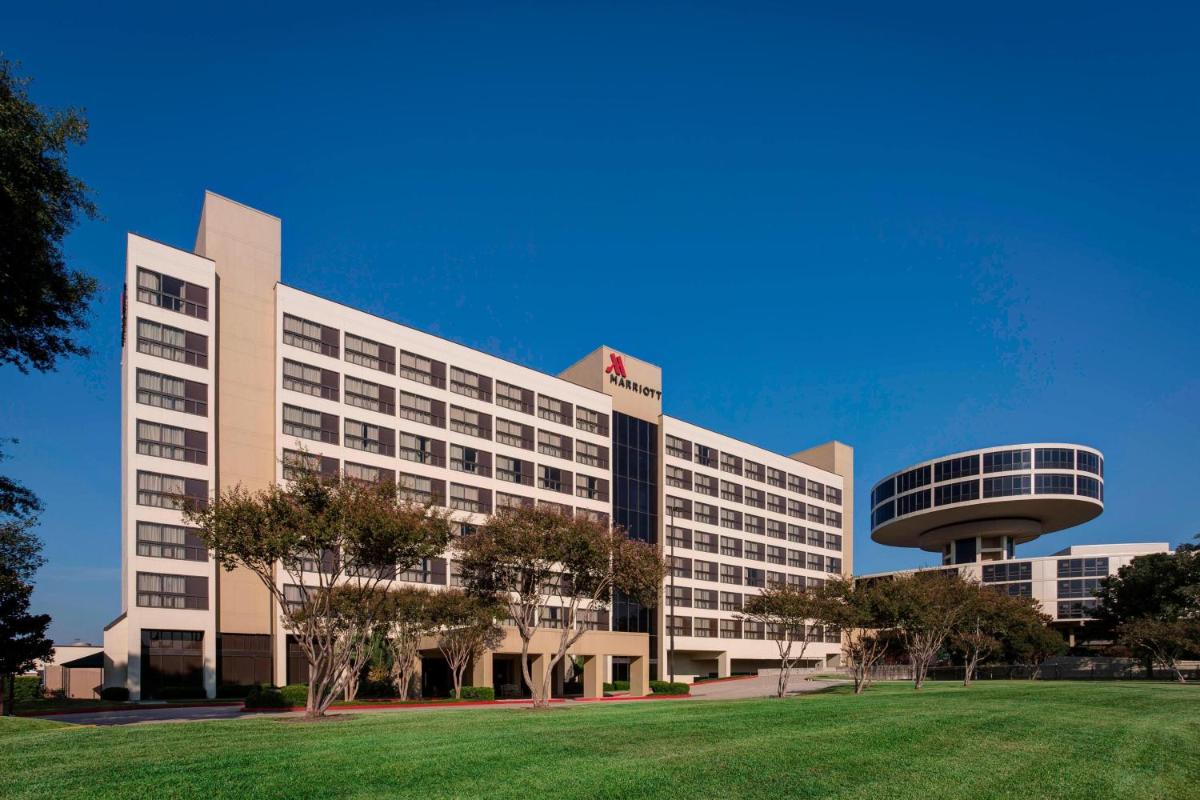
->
18, 702, 243, 718
241, 698, 567, 712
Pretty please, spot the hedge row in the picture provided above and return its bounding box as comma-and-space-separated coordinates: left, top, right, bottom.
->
602, 680, 630, 692
649, 680, 689, 695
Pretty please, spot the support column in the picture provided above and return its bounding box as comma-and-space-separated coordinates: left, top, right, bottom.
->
629, 655, 649, 696
717, 651, 731, 679
582, 655, 604, 699
470, 650, 493, 690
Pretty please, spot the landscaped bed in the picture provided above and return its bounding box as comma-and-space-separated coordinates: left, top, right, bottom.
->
1, 681, 1196, 799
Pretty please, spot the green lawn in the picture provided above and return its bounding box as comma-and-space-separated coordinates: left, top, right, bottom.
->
1, 681, 1197, 799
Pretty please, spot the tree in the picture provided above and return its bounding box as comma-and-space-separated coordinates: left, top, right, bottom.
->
820, 577, 892, 695
1, 57, 99, 374
1092, 548, 1199, 677
883, 571, 972, 690
456, 506, 665, 708
0, 442, 45, 582
952, 588, 1055, 686
380, 586, 439, 701
433, 589, 504, 699
0, 575, 52, 715
739, 584, 829, 698
184, 463, 452, 717
1118, 618, 1200, 683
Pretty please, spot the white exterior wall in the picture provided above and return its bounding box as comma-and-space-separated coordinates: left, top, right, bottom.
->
118, 235, 218, 699
660, 417, 849, 676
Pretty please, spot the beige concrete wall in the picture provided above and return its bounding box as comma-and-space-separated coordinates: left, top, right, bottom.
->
194, 192, 282, 636
559, 345, 663, 420
791, 440, 854, 577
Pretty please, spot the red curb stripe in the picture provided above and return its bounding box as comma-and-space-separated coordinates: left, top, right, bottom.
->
241, 698, 567, 712
574, 694, 691, 702
18, 702, 243, 717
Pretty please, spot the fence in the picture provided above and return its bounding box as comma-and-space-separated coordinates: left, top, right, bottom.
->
854, 658, 1200, 682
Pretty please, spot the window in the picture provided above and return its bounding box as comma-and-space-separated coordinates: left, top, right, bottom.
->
1077, 450, 1102, 475
934, 455, 980, 482
576, 407, 608, 435
720, 481, 742, 503
744, 567, 764, 588
345, 419, 395, 456
450, 367, 491, 401
345, 375, 393, 414
664, 467, 690, 491
538, 465, 571, 494
537, 395, 571, 425
720, 536, 743, 558
808, 480, 825, 500
983, 448, 1032, 473
826, 510, 843, 528
495, 418, 533, 449
720, 453, 742, 475
693, 531, 717, 553
767, 570, 787, 588
399, 558, 446, 585
788, 524, 805, 543
137, 420, 206, 464
667, 585, 691, 607
282, 450, 338, 481
1077, 476, 1102, 499
399, 351, 444, 387
136, 572, 207, 610
449, 484, 490, 513
136, 470, 206, 509
283, 359, 339, 401
667, 615, 692, 636
496, 492, 534, 509
1035, 474, 1075, 495
745, 514, 765, 535
1057, 557, 1109, 578
538, 430, 572, 460
344, 333, 395, 373
694, 445, 717, 468
495, 382, 532, 414
282, 404, 338, 444
399, 391, 444, 427
283, 584, 310, 615
1057, 578, 1103, 599
743, 620, 765, 640
767, 519, 786, 539
720, 508, 743, 530
136, 267, 208, 319
720, 592, 742, 611
807, 528, 824, 547
399, 432, 441, 466
807, 553, 825, 572
895, 490, 931, 516
744, 541, 764, 561
872, 502, 895, 527
693, 560, 717, 582
695, 502, 717, 525
693, 589, 717, 609
896, 465, 931, 493
137, 369, 207, 416
344, 462, 394, 485
872, 479, 896, 507
744, 487, 764, 509
666, 495, 692, 520
1035, 448, 1074, 470
767, 494, 786, 515
693, 618, 718, 638
983, 474, 1032, 498
825, 533, 843, 552
577, 442, 610, 470
827, 557, 842, 574
788, 499, 806, 519
282, 314, 338, 358
576, 474, 609, 501
767, 467, 785, 488
788, 549, 804, 568
720, 563, 742, 585
990, 582, 1032, 598
1057, 599, 1098, 620
666, 526, 692, 549
694, 473, 717, 497
669, 556, 691, 579
788, 474, 805, 495
399, 474, 441, 505
495, 456, 534, 486
136, 318, 207, 368
744, 461, 764, 482
720, 619, 742, 639
136, 522, 206, 561
450, 444, 488, 476
935, 479, 980, 506
766, 545, 786, 565
449, 406, 490, 439
825, 486, 843, 505
665, 435, 691, 460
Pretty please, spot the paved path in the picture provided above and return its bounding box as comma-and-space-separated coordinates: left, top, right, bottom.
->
689, 674, 846, 700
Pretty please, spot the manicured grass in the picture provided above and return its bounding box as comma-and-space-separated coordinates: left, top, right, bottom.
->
2, 681, 1197, 799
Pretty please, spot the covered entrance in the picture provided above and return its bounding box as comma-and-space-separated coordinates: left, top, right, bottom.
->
140, 630, 204, 699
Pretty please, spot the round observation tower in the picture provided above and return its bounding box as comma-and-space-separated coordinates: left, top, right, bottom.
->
869, 444, 1104, 565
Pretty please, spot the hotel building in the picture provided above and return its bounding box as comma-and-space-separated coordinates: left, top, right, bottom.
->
864, 443, 1168, 639
103, 193, 852, 699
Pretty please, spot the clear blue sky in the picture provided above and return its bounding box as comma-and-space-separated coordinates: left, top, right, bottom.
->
4, 3, 1198, 642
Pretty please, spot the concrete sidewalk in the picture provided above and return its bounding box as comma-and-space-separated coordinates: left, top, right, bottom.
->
689, 674, 846, 700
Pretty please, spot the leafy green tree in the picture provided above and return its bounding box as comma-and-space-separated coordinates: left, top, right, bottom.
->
0, 575, 52, 715
1, 57, 99, 374
433, 589, 504, 699
456, 506, 665, 708
819, 577, 894, 695
951, 586, 1057, 685
184, 463, 452, 717
1118, 618, 1200, 683
738, 584, 830, 697
380, 586, 439, 701
881, 571, 974, 690
0, 446, 44, 582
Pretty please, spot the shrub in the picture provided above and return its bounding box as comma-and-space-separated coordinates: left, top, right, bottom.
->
245, 685, 287, 708
156, 685, 207, 701
13, 675, 41, 702
280, 684, 309, 707
100, 686, 130, 701
217, 684, 255, 699
603, 680, 630, 692
459, 686, 494, 701
357, 678, 396, 699
649, 680, 689, 695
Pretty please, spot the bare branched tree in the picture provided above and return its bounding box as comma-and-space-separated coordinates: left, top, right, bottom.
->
820, 577, 893, 695
739, 584, 828, 697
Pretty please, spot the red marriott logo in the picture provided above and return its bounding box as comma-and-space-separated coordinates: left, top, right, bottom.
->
604, 353, 628, 378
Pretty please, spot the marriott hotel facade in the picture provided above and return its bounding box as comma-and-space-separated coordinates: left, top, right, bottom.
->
104, 192, 852, 699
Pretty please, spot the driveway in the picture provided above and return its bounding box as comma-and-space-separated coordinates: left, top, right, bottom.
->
689, 674, 846, 700
38, 704, 252, 726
